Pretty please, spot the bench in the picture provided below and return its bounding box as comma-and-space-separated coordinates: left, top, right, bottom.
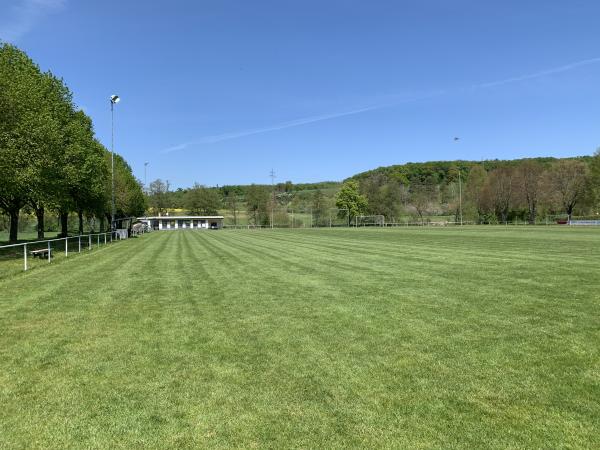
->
30, 248, 51, 259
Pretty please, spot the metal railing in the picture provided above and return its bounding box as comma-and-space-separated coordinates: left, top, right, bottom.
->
0, 231, 127, 273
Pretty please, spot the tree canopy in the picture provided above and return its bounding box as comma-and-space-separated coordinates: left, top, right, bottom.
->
0, 43, 144, 242
335, 180, 368, 222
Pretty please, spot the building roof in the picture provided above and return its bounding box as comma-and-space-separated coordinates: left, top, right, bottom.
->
140, 216, 224, 220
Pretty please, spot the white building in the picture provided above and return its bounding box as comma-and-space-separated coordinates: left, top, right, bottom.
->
139, 216, 224, 231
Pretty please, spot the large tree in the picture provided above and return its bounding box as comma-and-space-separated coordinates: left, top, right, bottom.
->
516, 160, 545, 224
1, 43, 143, 239
148, 179, 169, 215
185, 184, 221, 215
465, 165, 488, 223
545, 160, 589, 221
484, 167, 515, 223
110, 154, 146, 221
55, 111, 108, 236
311, 189, 328, 226
0, 44, 61, 242
245, 184, 270, 226
225, 189, 240, 225
360, 173, 404, 221
442, 165, 465, 223
408, 177, 438, 224
335, 180, 368, 224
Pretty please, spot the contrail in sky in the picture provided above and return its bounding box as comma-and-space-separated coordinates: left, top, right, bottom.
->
162, 105, 382, 153
162, 56, 600, 153
160, 94, 445, 153
475, 56, 600, 88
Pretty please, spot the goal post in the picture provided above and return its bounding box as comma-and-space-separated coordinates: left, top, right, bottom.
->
355, 215, 385, 227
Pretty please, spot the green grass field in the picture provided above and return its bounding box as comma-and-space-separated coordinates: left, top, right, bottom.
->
0, 227, 598, 448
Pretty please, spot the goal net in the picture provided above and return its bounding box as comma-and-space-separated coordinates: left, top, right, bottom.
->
355, 215, 385, 227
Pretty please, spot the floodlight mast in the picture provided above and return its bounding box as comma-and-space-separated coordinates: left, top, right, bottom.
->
144, 161, 149, 193
110, 95, 120, 231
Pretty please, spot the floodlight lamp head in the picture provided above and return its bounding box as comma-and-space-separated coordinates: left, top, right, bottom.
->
110, 95, 120, 104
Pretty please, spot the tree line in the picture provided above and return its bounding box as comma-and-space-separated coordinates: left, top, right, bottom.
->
145, 155, 600, 227
146, 179, 263, 225
0, 44, 144, 243
342, 156, 600, 224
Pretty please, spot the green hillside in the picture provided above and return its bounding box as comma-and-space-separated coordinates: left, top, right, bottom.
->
348, 155, 592, 184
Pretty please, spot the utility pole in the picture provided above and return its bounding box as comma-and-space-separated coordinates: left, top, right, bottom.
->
144, 162, 149, 193
454, 138, 463, 226
269, 169, 276, 229
458, 169, 463, 226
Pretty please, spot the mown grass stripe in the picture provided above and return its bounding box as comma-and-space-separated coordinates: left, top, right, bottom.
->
0, 227, 598, 448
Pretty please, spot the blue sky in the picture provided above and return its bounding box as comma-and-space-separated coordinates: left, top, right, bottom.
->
2, 0, 600, 188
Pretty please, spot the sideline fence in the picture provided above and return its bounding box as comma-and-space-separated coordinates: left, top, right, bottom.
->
223, 219, 600, 229
0, 231, 130, 276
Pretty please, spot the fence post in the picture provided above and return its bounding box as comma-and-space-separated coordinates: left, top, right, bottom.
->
78, 236, 81, 253
97, 234, 100, 248
104, 233, 107, 245
65, 238, 68, 257
88, 235, 91, 250
24, 243, 27, 271
48, 241, 51, 263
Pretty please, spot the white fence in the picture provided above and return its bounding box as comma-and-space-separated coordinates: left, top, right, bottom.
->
222, 219, 598, 229
0, 231, 126, 273
569, 220, 600, 226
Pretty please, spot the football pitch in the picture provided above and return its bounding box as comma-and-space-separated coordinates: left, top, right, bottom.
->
0, 227, 598, 448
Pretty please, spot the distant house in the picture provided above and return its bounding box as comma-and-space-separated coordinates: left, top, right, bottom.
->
138, 216, 224, 231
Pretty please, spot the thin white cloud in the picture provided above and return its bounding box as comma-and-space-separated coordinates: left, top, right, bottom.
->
161, 92, 444, 154
475, 56, 600, 89
162, 56, 600, 153
162, 105, 380, 153
0, 0, 66, 43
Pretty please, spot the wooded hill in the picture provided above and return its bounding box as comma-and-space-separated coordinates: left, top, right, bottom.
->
343, 155, 598, 224
145, 153, 599, 226
349, 156, 592, 184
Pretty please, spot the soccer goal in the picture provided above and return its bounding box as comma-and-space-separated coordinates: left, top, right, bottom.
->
355, 215, 385, 227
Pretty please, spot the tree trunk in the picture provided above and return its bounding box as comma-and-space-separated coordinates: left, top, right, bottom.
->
35, 206, 45, 239
100, 216, 105, 232
78, 210, 84, 235
60, 212, 69, 237
567, 206, 573, 222
417, 210, 424, 225
528, 205, 536, 225
8, 208, 19, 243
